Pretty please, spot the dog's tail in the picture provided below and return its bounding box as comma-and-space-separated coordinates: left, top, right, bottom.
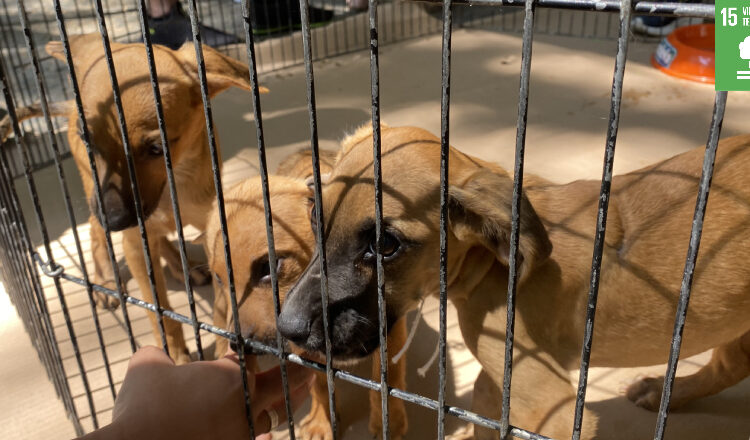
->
0, 100, 73, 143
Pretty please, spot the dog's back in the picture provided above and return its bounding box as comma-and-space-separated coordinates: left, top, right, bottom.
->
275, 148, 336, 180
524, 134, 750, 367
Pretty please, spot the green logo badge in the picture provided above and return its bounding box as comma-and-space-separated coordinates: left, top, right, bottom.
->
716, 0, 750, 90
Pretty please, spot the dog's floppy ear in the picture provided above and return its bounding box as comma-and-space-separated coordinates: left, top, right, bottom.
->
45, 33, 101, 61
45, 33, 110, 77
304, 173, 331, 191
178, 43, 269, 97
448, 168, 551, 281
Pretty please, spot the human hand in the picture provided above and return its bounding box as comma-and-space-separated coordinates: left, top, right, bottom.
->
81, 346, 313, 440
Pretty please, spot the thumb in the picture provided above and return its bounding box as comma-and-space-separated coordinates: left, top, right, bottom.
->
127, 346, 175, 370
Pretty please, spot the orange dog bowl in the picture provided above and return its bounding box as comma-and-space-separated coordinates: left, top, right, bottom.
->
651, 23, 715, 84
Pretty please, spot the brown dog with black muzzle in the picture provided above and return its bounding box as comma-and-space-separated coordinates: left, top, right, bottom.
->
277, 124, 750, 439
206, 148, 408, 440
34, 33, 265, 364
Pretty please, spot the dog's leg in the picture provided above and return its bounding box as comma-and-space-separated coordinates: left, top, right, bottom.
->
626, 330, 750, 411
447, 369, 501, 440
450, 360, 590, 440
212, 289, 228, 360
491, 351, 595, 439
122, 228, 191, 364
369, 317, 408, 440
159, 236, 211, 286
89, 215, 121, 309
475, 369, 502, 440
299, 371, 335, 440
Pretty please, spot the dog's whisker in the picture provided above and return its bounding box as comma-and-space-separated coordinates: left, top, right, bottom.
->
392, 298, 425, 364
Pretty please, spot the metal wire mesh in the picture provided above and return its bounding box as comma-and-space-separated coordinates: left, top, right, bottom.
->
1, 0, 708, 178
0, 0, 728, 439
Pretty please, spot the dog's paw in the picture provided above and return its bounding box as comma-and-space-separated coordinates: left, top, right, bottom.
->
369, 398, 407, 440
625, 376, 664, 411
93, 280, 120, 309
298, 411, 334, 440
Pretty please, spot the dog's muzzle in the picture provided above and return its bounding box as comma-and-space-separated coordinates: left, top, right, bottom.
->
229, 333, 284, 356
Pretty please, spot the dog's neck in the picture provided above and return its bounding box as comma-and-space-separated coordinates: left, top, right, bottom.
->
447, 245, 499, 303
178, 128, 219, 195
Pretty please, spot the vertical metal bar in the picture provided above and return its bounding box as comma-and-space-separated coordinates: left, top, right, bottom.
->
260, 0, 277, 70
69, 0, 87, 34
0, 40, 101, 430
226, 0, 244, 60
134, 0, 205, 361
359, 4, 368, 47
53, 0, 137, 354
0, 0, 49, 168
0, 186, 54, 393
387, 0, 395, 42
653, 91, 727, 440
500, 0, 535, 438
213, 0, 233, 53
606, 9, 614, 38
581, 9, 588, 38
0, 143, 83, 436
0, 223, 84, 439
543, 3, 551, 36
316, 0, 331, 61
0, 148, 81, 436
331, 0, 340, 55
0, 201, 46, 391
241, 0, 297, 437
400, 0, 406, 40
271, 0, 288, 65
438, 0, 452, 438
91, 0, 169, 353
15, 0, 117, 401
287, 0, 298, 64
571, 1, 632, 439
28, 0, 70, 100
299, 0, 338, 435
111, 0, 135, 41
417, 0, 423, 37
368, 0, 390, 438
183, 0, 256, 436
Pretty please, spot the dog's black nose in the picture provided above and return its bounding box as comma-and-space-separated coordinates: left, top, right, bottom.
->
103, 206, 136, 231
277, 313, 311, 345
93, 189, 137, 231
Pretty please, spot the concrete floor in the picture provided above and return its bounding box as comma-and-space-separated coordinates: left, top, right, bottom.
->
3, 26, 750, 440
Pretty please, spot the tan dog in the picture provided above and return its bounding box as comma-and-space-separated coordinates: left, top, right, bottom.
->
206, 148, 408, 440
277, 124, 750, 439
33, 34, 265, 364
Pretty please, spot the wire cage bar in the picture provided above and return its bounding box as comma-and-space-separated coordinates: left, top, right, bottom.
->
0, 0, 707, 179
0, 0, 730, 440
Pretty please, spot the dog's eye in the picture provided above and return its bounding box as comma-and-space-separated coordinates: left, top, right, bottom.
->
212, 271, 223, 287
148, 143, 164, 157
256, 257, 284, 285
367, 231, 401, 259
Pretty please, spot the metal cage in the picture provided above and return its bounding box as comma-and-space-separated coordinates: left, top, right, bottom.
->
0, 0, 727, 439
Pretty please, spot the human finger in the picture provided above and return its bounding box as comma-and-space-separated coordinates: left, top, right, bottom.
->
253, 362, 313, 408
126, 346, 175, 370
253, 375, 311, 434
